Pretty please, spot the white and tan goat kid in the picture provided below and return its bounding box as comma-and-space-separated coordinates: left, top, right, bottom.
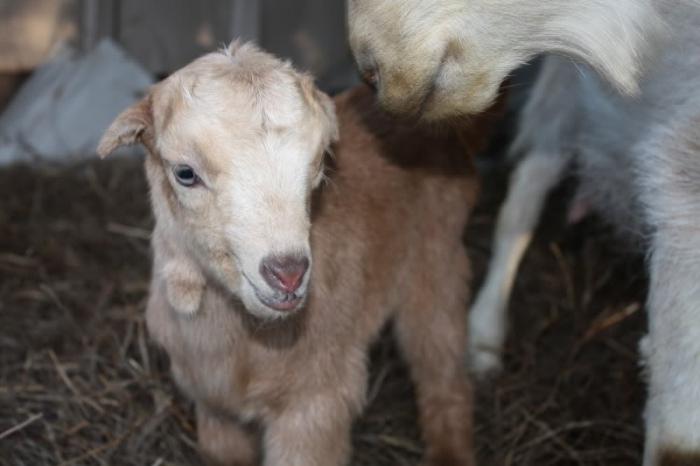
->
98, 42, 479, 466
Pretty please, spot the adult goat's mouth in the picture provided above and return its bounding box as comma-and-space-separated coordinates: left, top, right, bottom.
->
379, 49, 449, 121
416, 44, 461, 119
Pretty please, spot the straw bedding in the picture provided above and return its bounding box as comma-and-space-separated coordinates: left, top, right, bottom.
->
0, 157, 647, 465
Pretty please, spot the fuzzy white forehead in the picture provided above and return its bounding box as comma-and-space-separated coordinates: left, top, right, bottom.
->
151, 49, 319, 165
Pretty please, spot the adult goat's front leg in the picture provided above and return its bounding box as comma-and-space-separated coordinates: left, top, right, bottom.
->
641, 128, 700, 466
643, 233, 700, 466
469, 152, 567, 377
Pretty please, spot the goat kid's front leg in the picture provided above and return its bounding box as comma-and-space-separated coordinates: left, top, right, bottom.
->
197, 406, 258, 466
263, 388, 363, 466
469, 152, 567, 377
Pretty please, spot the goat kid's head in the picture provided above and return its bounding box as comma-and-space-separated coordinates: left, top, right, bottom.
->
348, 0, 663, 120
98, 42, 338, 319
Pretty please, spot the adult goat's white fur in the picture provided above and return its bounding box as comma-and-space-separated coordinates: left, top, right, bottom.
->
349, 0, 700, 464
470, 4, 700, 465
348, 0, 664, 119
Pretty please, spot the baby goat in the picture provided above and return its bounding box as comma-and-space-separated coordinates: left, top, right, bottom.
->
98, 43, 484, 466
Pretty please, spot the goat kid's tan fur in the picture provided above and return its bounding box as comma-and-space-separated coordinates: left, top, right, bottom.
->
99, 42, 489, 466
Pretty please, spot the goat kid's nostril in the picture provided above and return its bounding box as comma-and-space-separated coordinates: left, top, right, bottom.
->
260, 255, 310, 293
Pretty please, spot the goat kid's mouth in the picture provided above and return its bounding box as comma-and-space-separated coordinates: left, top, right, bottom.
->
244, 274, 305, 312
255, 289, 304, 312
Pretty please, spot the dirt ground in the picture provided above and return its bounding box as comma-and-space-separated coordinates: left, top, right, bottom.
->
0, 153, 648, 466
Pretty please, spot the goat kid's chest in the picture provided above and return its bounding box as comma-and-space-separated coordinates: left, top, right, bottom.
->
154, 299, 328, 419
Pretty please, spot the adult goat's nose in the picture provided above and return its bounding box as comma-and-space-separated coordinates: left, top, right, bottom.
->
361, 66, 380, 91
260, 255, 310, 293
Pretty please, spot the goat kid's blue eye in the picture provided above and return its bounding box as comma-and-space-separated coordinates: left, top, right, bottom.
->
173, 164, 198, 187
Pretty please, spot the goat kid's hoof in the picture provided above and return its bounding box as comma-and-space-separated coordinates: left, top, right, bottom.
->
468, 345, 503, 380
423, 452, 476, 466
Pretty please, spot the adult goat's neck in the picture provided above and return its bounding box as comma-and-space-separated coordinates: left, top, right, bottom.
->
526, 0, 667, 94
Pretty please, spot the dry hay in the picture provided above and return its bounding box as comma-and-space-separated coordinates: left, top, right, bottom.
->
0, 157, 647, 465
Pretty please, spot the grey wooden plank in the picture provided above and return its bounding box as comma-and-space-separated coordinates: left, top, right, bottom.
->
118, 0, 238, 75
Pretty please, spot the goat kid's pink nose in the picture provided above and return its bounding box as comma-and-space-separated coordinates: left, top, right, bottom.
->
260, 255, 310, 293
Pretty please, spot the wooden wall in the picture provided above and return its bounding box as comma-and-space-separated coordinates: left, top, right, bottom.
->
0, 0, 357, 91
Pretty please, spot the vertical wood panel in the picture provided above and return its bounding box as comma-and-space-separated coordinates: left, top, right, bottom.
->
118, 0, 245, 75
260, 0, 357, 92
79, 0, 117, 51
231, 0, 260, 43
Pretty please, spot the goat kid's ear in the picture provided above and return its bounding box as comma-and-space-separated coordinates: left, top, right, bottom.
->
298, 75, 339, 146
97, 96, 153, 158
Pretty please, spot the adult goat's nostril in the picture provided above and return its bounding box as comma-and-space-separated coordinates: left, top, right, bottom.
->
362, 67, 380, 91
260, 255, 310, 293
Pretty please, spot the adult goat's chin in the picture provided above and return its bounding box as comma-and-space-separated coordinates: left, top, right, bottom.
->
348, 0, 665, 120
365, 44, 505, 121
348, 0, 511, 120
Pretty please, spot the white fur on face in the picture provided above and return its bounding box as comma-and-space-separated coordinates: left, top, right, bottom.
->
151, 51, 331, 320
348, 0, 664, 119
